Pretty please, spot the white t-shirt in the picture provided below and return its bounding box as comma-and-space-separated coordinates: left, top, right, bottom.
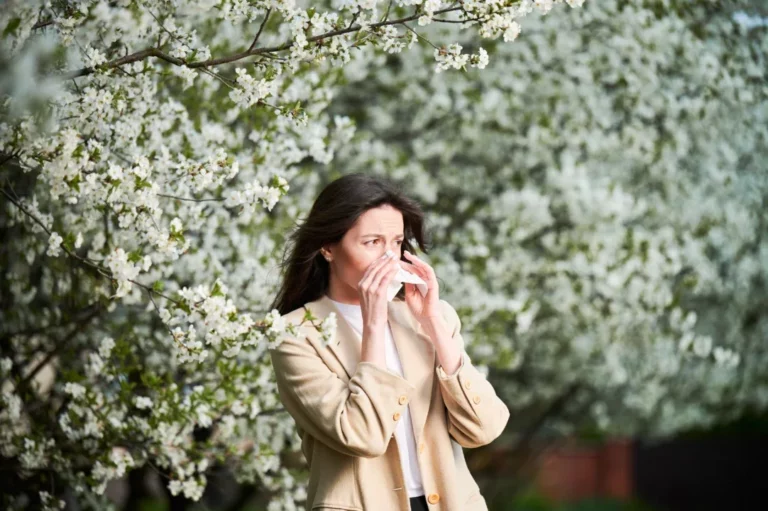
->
328, 297, 425, 498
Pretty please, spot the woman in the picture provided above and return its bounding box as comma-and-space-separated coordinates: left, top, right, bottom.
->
269, 173, 510, 511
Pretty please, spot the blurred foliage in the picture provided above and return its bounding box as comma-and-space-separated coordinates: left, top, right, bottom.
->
678, 408, 768, 439
506, 487, 658, 511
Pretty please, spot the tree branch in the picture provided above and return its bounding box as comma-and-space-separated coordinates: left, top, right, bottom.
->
0, 185, 182, 308
32, 19, 55, 30
62, 6, 462, 80
16, 304, 102, 391
248, 8, 272, 52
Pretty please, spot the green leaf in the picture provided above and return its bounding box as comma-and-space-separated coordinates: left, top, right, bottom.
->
177, 300, 191, 315
62, 232, 76, 252
134, 175, 152, 191
3, 17, 21, 38
141, 372, 159, 386
68, 174, 81, 193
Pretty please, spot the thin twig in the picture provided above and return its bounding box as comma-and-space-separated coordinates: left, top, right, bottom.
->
32, 19, 55, 30
17, 306, 102, 390
155, 193, 225, 202
382, 0, 394, 23
199, 67, 237, 89
347, 11, 360, 30
400, 22, 439, 50
248, 8, 272, 52
0, 151, 19, 167
146, 287, 191, 352
433, 16, 480, 23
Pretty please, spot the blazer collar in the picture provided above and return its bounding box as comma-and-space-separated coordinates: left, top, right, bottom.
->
304, 293, 436, 444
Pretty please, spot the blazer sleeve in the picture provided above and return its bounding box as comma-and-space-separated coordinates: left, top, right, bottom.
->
434, 299, 511, 448
269, 327, 417, 458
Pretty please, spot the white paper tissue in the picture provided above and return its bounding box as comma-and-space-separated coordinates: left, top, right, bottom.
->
387, 262, 428, 301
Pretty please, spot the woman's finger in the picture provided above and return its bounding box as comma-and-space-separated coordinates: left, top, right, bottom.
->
362, 257, 394, 291
403, 250, 429, 268
404, 251, 434, 277
360, 251, 395, 286
369, 256, 399, 294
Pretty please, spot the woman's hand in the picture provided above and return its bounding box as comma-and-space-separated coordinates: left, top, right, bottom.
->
401, 250, 442, 325
358, 250, 400, 329
402, 250, 461, 373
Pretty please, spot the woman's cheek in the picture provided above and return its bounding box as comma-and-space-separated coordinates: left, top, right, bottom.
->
347, 253, 369, 279
360, 256, 382, 279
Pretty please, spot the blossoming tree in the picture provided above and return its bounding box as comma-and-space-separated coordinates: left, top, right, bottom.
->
326, 0, 767, 448
0, 0, 588, 509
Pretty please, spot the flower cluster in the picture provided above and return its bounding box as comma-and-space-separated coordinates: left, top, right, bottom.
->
434, 43, 490, 72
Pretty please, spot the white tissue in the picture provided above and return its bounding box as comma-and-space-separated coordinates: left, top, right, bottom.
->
387, 262, 428, 301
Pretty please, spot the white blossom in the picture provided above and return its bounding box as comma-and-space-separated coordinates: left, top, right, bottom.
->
63, 382, 86, 400
47, 232, 63, 257
134, 396, 153, 409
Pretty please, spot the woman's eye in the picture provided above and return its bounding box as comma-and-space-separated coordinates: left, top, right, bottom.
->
366, 239, 402, 245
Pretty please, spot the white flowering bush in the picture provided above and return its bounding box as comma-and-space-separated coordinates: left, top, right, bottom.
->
326, 0, 767, 442
0, 0, 585, 509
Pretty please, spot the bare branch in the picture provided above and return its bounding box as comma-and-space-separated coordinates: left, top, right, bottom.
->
248, 8, 272, 52
347, 11, 360, 30
382, 0, 394, 23
433, 17, 480, 24
400, 22, 439, 50
17, 305, 102, 390
155, 193, 225, 202
32, 19, 55, 30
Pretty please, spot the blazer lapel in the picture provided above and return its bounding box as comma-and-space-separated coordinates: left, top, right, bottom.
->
304, 294, 361, 381
305, 294, 435, 444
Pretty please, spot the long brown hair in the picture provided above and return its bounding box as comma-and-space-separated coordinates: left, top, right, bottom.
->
270, 173, 431, 315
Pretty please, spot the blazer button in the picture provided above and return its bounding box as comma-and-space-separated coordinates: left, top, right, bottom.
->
393, 412, 401, 421
473, 395, 481, 404
427, 493, 440, 504
398, 395, 408, 405
464, 380, 472, 389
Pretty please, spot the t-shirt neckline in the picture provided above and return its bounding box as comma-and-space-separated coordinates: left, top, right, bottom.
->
328, 297, 362, 313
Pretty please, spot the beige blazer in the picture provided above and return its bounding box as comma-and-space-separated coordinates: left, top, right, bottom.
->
269, 294, 510, 511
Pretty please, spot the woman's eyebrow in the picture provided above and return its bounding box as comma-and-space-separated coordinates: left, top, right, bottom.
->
361, 233, 405, 238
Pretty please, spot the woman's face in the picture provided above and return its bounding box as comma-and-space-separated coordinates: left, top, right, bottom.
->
323, 204, 405, 302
